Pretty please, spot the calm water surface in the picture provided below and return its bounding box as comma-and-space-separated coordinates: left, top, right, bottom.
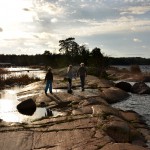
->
112, 94, 150, 126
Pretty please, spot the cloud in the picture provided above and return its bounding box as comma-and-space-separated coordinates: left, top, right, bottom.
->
33, 1, 65, 17
123, 0, 149, 3
133, 38, 142, 42
120, 6, 150, 15
31, 1, 150, 38
51, 18, 58, 23
0, 27, 3, 32
55, 16, 150, 37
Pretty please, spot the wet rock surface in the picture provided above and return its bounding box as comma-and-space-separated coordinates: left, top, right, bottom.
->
0, 75, 150, 150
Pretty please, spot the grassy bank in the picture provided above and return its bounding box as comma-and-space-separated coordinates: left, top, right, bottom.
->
0, 74, 41, 90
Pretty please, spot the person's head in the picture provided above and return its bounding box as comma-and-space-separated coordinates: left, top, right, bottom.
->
69, 65, 72, 68
68, 65, 72, 71
80, 63, 84, 67
48, 67, 52, 72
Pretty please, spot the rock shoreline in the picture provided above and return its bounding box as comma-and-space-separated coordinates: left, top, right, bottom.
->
0, 75, 150, 150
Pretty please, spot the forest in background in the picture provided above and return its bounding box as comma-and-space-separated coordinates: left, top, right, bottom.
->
0, 54, 150, 67
0, 37, 150, 68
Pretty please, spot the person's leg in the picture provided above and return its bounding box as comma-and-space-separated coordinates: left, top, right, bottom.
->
68, 78, 72, 93
49, 80, 52, 93
69, 78, 72, 90
80, 76, 85, 91
45, 80, 50, 94
68, 78, 71, 90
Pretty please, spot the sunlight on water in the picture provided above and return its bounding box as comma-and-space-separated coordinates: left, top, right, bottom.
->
4, 67, 46, 80
0, 90, 63, 123
0, 90, 21, 122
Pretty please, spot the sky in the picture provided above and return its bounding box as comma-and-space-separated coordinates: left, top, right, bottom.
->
0, 0, 150, 58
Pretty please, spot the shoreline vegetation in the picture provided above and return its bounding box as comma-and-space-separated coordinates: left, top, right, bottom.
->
1, 64, 150, 90
0, 68, 41, 90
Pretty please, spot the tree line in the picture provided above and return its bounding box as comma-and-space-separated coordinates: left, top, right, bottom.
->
0, 37, 150, 68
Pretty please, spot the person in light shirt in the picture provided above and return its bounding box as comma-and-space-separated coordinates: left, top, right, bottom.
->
67, 65, 75, 93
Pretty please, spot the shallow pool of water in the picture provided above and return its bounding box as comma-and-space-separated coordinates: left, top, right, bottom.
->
0, 90, 63, 123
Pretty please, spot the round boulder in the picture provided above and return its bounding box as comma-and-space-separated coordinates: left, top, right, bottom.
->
17, 98, 36, 116
115, 81, 132, 92
131, 82, 150, 94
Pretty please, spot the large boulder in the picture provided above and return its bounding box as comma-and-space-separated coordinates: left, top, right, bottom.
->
101, 87, 130, 103
102, 115, 146, 145
131, 82, 150, 94
115, 81, 132, 92
17, 99, 36, 116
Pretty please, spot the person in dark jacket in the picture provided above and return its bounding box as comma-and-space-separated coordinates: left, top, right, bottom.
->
77, 63, 87, 91
44, 67, 53, 95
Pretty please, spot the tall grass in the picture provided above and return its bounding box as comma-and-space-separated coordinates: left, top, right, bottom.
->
0, 74, 41, 90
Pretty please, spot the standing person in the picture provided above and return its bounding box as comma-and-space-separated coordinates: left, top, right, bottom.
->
77, 63, 87, 91
67, 65, 74, 93
44, 67, 53, 95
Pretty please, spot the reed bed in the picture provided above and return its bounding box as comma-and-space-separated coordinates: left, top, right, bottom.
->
0, 74, 41, 90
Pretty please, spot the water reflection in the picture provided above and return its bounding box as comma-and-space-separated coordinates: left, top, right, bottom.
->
0, 90, 63, 123
4, 67, 46, 80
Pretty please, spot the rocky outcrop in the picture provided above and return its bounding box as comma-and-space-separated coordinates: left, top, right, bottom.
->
0, 75, 150, 150
114, 81, 150, 95
100, 87, 130, 103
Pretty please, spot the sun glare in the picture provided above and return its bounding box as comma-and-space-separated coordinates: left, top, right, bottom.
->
0, 0, 33, 25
